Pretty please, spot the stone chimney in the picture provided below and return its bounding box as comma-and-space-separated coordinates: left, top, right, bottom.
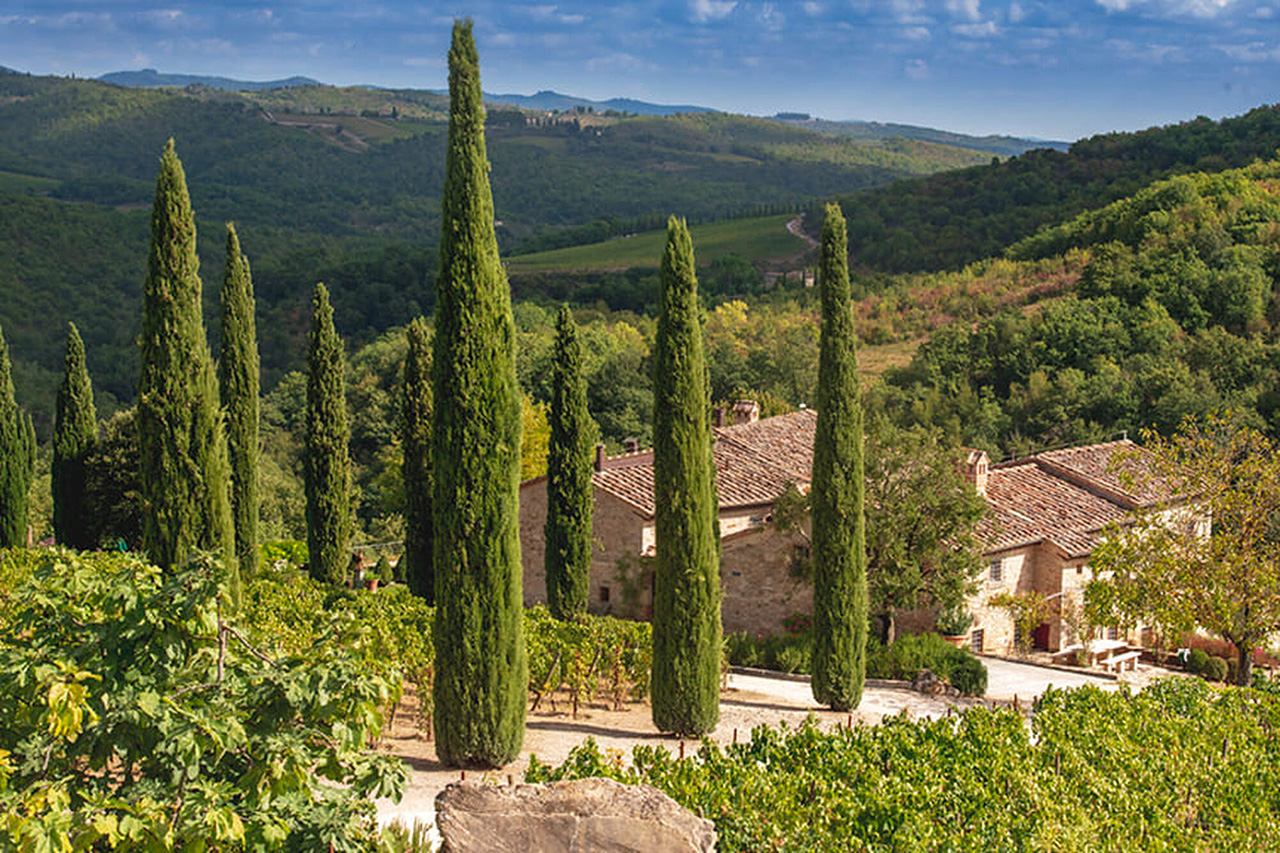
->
623, 437, 640, 454
594, 443, 605, 472
961, 449, 988, 496
732, 400, 760, 426
713, 407, 726, 428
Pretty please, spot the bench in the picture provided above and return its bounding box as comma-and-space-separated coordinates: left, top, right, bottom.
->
1100, 650, 1141, 672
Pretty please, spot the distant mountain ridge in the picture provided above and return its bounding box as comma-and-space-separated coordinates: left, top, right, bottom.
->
479, 89, 716, 116
99, 69, 321, 91
771, 115, 1069, 157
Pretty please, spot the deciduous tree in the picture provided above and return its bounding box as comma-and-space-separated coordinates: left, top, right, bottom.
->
651, 216, 721, 736
1087, 414, 1280, 686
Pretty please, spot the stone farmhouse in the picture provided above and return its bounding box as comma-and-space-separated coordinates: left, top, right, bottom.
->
518, 405, 1173, 656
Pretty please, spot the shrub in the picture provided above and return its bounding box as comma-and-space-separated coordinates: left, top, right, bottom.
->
725, 631, 763, 668
1205, 656, 1230, 682
936, 606, 973, 636
1186, 647, 1211, 675
776, 644, 810, 674
952, 655, 988, 696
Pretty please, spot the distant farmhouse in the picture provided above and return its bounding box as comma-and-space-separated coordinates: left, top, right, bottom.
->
518, 406, 1177, 657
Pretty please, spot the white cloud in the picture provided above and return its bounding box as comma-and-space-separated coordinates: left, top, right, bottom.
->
890, 0, 930, 24
759, 3, 785, 28
585, 51, 658, 72
689, 0, 738, 23
1105, 38, 1183, 60
1254, 6, 1275, 18
905, 57, 929, 78
946, 0, 982, 21
1096, 0, 1143, 10
901, 25, 932, 39
953, 20, 1000, 36
802, 2, 824, 15
1217, 40, 1280, 60
1009, 2, 1026, 22
1175, 0, 1236, 16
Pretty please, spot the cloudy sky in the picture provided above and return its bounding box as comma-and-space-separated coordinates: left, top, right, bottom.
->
2, 1, 1276, 140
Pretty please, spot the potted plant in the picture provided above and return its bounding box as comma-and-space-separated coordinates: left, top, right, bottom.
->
937, 606, 973, 646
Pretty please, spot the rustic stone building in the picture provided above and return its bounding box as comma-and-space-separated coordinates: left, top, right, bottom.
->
520, 408, 1174, 652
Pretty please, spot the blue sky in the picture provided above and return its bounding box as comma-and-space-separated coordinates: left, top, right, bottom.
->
1, 1, 1276, 140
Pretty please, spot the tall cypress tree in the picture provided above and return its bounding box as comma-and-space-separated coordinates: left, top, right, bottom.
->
810, 202, 868, 711
0, 323, 32, 548
544, 305, 594, 621
431, 19, 527, 767
402, 316, 433, 603
137, 140, 236, 590
304, 282, 352, 586
651, 216, 721, 736
53, 323, 98, 549
220, 223, 260, 577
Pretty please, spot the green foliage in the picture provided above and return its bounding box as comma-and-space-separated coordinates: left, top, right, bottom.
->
82, 408, 142, 549
525, 606, 653, 712
651, 216, 721, 736
1088, 414, 1280, 686
1187, 647, 1211, 675
430, 20, 527, 767
811, 203, 867, 711
0, 550, 405, 851
0, 323, 34, 547
374, 553, 394, 584
220, 223, 261, 577
1204, 656, 1230, 682
137, 140, 235, 594
304, 283, 352, 586
401, 317, 433, 603
935, 605, 974, 636
52, 323, 98, 549
831, 105, 1280, 273
530, 677, 1280, 850
544, 306, 595, 621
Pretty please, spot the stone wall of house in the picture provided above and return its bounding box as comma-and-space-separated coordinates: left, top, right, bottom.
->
968, 547, 1033, 655
519, 481, 649, 615
720, 526, 812, 635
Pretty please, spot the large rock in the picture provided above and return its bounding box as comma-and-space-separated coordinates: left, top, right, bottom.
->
435, 777, 717, 853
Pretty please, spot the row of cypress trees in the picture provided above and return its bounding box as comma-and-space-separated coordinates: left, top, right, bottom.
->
14, 17, 868, 768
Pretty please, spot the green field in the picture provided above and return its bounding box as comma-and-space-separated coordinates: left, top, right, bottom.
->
506, 214, 806, 271
0, 170, 59, 195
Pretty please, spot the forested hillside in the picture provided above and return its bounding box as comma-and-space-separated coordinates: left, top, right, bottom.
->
0, 69, 989, 424
828, 105, 1280, 272
875, 160, 1280, 454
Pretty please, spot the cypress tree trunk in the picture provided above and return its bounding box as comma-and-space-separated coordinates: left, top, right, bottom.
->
304, 283, 352, 586
0, 323, 31, 548
219, 224, 260, 577
431, 19, 527, 767
544, 305, 594, 621
651, 216, 721, 736
810, 202, 868, 711
53, 323, 98, 550
137, 140, 236, 594
402, 316, 433, 603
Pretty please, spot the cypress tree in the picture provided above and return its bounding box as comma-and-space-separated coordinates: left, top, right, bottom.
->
137, 140, 236, 591
219, 224, 260, 577
304, 282, 352, 586
53, 323, 98, 549
0, 323, 32, 548
431, 19, 526, 767
402, 316, 433, 603
544, 305, 594, 621
810, 202, 868, 711
651, 216, 721, 736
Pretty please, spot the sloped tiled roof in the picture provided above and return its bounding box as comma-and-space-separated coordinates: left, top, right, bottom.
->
591, 409, 816, 518
583, 411, 1163, 560
983, 439, 1164, 558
